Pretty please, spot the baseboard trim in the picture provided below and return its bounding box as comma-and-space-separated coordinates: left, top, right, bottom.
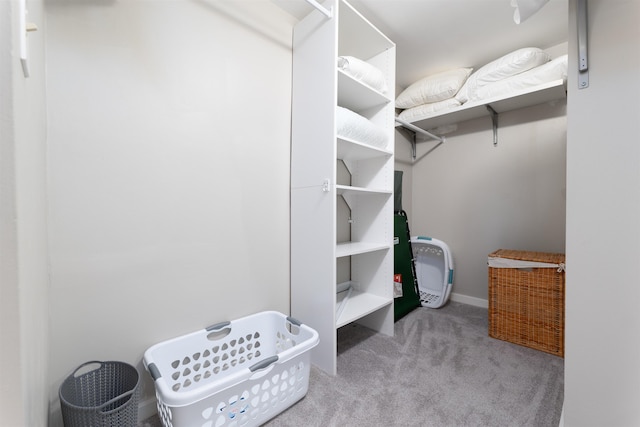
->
139, 397, 157, 422
558, 403, 564, 427
450, 292, 488, 308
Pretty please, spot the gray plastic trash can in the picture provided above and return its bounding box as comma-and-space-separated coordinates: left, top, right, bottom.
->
59, 360, 140, 427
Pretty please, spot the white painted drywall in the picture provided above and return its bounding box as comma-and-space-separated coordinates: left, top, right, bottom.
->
396, 98, 567, 304
45, 1, 295, 423
394, 113, 414, 218
564, 0, 640, 425
0, 0, 50, 425
0, 3, 24, 425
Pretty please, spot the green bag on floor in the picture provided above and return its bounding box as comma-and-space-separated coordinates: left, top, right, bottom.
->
394, 210, 421, 321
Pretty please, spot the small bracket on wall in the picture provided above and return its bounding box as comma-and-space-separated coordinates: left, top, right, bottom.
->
395, 117, 445, 161
18, 0, 38, 78
486, 105, 499, 146
577, 0, 589, 89
322, 179, 330, 192
410, 131, 417, 160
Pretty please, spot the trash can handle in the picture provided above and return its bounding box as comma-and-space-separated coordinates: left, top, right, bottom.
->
97, 388, 137, 415
71, 360, 103, 378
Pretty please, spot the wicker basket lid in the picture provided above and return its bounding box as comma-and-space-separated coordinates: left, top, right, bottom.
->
489, 249, 565, 264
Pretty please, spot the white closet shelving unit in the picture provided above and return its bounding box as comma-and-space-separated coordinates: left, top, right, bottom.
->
291, 0, 396, 375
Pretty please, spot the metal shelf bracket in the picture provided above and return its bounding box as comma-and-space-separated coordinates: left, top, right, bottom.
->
577, 0, 589, 89
486, 105, 499, 147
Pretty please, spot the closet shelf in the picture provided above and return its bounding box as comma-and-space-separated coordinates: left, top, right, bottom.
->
337, 185, 391, 212
337, 1, 394, 60
338, 70, 391, 112
336, 184, 391, 196
337, 185, 391, 211
336, 289, 393, 328
336, 241, 391, 258
398, 79, 566, 133
337, 137, 392, 161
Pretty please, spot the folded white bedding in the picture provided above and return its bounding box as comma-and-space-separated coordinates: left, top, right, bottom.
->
469, 55, 567, 102
338, 56, 388, 94
336, 106, 388, 149
397, 98, 461, 122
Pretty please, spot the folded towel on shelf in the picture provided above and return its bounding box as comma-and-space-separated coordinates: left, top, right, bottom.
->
336, 106, 388, 149
338, 56, 388, 94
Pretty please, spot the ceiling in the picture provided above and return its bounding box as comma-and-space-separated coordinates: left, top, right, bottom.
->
271, 0, 568, 88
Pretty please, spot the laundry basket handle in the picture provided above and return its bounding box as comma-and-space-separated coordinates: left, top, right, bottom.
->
147, 363, 162, 381
249, 356, 279, 372
286, 316, 302, 326
206, 321, 232, 341
206, 321, 231, 331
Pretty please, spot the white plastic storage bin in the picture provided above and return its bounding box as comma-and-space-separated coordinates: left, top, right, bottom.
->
143, 311, 319, 427
411, 236, 454, 309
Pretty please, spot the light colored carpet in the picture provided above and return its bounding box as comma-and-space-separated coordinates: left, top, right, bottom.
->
143, 301, 564, 427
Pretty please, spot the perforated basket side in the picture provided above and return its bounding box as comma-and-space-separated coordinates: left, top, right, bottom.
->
412, 237, 454, 309
156, 350, 314, 427
144, 311, 319, 408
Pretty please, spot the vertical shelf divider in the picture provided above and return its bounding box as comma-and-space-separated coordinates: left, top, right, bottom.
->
291, 0, 395, 375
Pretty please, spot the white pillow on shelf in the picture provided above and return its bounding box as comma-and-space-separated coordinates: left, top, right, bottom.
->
469, 54, 568, 102
456, 47, 551, 103
336, 106, 388, 149
337, 56, 388, 94
397, 98, 461, 123
395, 68, 473, 109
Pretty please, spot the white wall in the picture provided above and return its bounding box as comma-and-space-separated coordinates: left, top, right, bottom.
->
394, 130, 413, 217
396, 99, 567, 305
564, 0, 640, 425
0, 3, 24, 425
0, 0, 50, 425
45, 1, 295, 423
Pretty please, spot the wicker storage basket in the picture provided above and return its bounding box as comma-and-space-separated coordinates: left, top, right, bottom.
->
488, 249, 565, 357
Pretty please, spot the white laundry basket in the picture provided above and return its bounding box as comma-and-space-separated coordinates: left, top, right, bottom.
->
411, 236, 454, 309
143, 311, 319, 427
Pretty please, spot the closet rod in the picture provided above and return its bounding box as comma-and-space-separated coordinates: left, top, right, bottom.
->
303, 0, 332, 18
395, 117, 445, 143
